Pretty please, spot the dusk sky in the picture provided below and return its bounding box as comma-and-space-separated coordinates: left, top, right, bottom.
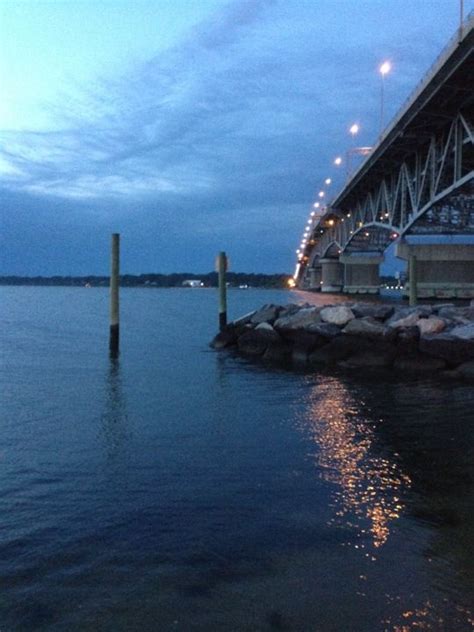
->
1, 0, 472, 276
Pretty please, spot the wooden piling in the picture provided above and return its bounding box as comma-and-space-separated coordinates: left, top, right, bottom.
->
217, 251, 227, 331
409, 254, 417, 307
109, 233, 120, 355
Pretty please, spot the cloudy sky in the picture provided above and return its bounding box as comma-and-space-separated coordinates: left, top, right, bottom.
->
1, 0, 472, 275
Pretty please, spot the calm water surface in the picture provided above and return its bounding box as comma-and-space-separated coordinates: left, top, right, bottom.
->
1, 287, 473, 631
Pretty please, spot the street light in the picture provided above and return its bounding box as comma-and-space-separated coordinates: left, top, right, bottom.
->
379, 61, 391, 137
349, 123, 359, 140
334, 156, 342, 166
347, 124, 360, 176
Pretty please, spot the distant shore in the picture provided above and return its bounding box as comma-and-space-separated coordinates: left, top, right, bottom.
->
0, 273, 293, 289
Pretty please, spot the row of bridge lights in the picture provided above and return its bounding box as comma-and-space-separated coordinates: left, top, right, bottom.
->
294, 61, 394, 280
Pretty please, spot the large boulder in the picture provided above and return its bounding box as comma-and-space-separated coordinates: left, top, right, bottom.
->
388, 311, 421, 329
396, 327, 420, 354
210, 324, 248, 349
278, 328, 329, 351
250, 304, 282, 325
308, 335, 375, 366
449, 323, 474, 340
274, 307, 320, 329
320, 305, 355, 326
342, 316, 393, 339
456, 360, 474, 381
305, 322, 342, 338
419, 334, 474, 366
237, 326, 280, 356
263, 340, 293, 366
437, 306, 474, 323
350, 303, 394, 320
339, 350, 394, 368
417, 316, 446, 336
393, 354, 446, 373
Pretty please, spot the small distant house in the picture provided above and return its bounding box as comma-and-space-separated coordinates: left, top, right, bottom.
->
182, 279, 204, 288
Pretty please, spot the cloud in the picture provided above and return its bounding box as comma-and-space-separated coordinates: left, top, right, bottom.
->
0, 0, 465, 274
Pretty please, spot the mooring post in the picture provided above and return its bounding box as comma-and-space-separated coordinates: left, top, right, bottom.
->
109, 233, 120, 355
217, 251, 227, 331
409, 254, 417, 307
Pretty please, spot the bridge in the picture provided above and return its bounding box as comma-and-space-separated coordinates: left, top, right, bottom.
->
296, 13, 474, 299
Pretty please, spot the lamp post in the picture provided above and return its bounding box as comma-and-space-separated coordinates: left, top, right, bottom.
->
347, 123, 359, 177
379, 61, 391, 138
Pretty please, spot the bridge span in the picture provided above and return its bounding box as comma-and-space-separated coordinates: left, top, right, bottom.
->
296, 13, 474, 299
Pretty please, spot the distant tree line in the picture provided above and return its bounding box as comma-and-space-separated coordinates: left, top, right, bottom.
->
0, 272, 291, 289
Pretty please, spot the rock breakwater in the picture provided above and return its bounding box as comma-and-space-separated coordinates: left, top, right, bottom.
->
210, 301, 474, 381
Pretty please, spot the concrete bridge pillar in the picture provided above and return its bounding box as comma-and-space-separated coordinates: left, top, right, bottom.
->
320, 258, 344, 293
397, 243, 474, 299
309, 266, 322, 290
339, 253, 383, 294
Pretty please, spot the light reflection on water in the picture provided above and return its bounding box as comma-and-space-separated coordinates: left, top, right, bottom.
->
302, 376, 411, 550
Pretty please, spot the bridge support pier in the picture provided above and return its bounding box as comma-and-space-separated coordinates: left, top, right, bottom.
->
397, 243, 474, 299
320, 258, 344, 293
308, 266, 322, 290
340, 253, 383, 294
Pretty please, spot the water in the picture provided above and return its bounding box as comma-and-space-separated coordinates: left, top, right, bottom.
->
1, 286, 473, 631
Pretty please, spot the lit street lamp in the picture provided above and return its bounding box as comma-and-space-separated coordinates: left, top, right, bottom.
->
379, 61, 391, 137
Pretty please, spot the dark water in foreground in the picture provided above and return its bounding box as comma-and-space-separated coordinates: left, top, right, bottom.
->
1, 287, 473, 631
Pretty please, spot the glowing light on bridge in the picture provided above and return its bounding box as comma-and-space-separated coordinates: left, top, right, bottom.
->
325, 178, 332, 185
334, 156, 342, 166
379, 61, 391, 76
318, 191, 325, 198
313, 202, 320, 208
350, 123, 359, 136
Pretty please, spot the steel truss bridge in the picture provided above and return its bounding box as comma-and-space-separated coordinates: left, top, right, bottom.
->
297, 13, 474, 297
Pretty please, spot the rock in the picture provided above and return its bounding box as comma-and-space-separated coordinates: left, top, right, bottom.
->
277, 303, 302, 318
396, 327, 420, 354
237, 327, 280, 356
231, 311, 256, 326
292, 346, 310, 367
388, 311, 421, 329
388, 307, 433, 327
263, 340, 293, 365
449, 323, 474, 340
320, 305, 355, 326
210, 324, 248, 349
255, 322, 276, 332
419, 334, 474, 366
393, 354, 446, 373
308, 335, 373, 366
342, 316, 392, 339
305, 322, 342, 338
433, 303, 455, 313
456, 360, 474, 381
274, 307, 320, 329
250, 304, 281, 325
350, 303, 394, 320
417, 316, 446, 336
438, 306, 474, 323
278, 328, 327, 349
339, 350, 394, 368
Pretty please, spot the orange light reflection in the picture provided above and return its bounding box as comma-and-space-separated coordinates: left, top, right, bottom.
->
304, 377, 411, 549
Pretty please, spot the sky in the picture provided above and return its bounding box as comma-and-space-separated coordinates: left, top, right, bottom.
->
1, 0, 472, 276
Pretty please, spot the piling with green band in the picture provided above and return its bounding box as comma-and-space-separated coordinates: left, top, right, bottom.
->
217, 251, 227, 331
110, 233, 120, 355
